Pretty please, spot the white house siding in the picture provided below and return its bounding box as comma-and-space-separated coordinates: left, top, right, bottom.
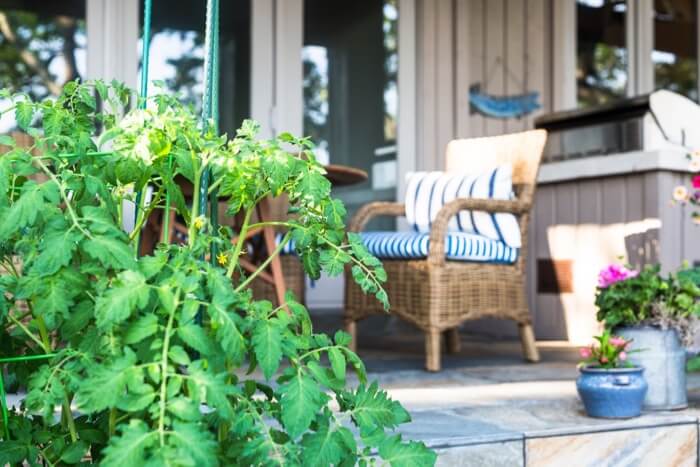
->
413, 0, 551, 173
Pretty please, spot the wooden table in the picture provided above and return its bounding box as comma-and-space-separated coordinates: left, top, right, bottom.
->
324, 164, 368, 186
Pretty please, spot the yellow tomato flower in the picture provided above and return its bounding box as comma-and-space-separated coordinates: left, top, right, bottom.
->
673, 185, 689, 202
217, 252, 228, 266
193, 216, 206, 229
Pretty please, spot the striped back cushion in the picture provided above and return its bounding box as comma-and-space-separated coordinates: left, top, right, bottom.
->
404, 165, 521, 248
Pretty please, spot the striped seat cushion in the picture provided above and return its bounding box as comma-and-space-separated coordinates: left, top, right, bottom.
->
404, 166, 521, 248
281, 231, 518, 263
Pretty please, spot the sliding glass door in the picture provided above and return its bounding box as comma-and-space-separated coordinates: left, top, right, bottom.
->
302, 0, 399, 220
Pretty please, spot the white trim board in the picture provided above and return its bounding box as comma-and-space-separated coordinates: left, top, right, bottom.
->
538, 150, 693, 184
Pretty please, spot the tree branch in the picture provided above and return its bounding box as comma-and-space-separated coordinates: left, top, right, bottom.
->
0, 12, 63, 96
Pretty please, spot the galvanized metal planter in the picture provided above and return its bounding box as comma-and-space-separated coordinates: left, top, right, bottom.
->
617, 326, 687, 410
577, 366, 647, 418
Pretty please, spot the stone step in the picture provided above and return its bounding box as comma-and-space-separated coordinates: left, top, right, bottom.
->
395, 396, 698, 466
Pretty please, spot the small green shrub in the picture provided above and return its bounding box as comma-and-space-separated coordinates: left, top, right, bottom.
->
0, 81, 435, 466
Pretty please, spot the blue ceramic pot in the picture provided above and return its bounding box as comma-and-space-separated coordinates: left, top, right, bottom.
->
576, 366, 648, 418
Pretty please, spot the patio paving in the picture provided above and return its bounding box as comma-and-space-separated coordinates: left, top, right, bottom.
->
313, 312, 700, 466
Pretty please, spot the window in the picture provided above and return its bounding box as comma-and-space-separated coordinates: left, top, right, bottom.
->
576, 0, 628, 107
303, 0, 398, 169
138, 0, 250, 134
653, 0, 698, 101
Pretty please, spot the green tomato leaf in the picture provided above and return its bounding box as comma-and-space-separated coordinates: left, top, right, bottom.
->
352, 382, 410, 431
82, 235, 137, 270
167, 422, 219, 467
186, 363, 235, 420
168, 345, 191, 365
378, 435, 436, 467
124, 314, 159, 344
95, 270, 150, 330
278, 370, 327, 439
34, 229, 80, 276
60, 440, 89, 464
0, 182, 44, 240
177, 324, 216, 356
0, 440, 29, 465
251, 319, 283, 380
328, 347, 346, 382
15, 100, 34, 130
301, 421, 346, 467
101, 420, 156, 467
76, 350, 138, 413
167, 397, 201, 422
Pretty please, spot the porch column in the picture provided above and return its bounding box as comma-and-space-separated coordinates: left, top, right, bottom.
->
251, 0, 303, 138
86, 0, 139, 88
551, 0, 576, 111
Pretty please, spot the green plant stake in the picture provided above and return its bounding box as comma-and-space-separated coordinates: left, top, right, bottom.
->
133, 0, 153, 250
0, 353, 56, 440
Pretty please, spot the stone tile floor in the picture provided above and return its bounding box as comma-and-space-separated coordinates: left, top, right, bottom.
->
313, 313, 700, 466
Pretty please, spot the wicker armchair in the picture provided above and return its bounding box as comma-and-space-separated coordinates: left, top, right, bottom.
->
343, 129, 547, 371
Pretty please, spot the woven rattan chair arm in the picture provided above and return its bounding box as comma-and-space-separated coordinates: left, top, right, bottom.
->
348, 202, 405, 232
427, 196, 530, 266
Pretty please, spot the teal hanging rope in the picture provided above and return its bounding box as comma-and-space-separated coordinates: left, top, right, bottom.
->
133, 0, 153, 250
139, 0, 153, 109
208, 1, 220, 261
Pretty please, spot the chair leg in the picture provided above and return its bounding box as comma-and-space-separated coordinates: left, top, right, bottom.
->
345, 320, 357, 352
445, 328, 461, 354
519, 323, 540, 362
425, 329, 442, 372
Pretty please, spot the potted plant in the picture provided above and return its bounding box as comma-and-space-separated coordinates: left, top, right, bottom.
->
577, 330, 647, 418
0, 81, 436, 465
595, 263, 700, 410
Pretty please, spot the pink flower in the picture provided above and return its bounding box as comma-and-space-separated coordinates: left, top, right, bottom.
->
693, 176, 700, 189
619, 352, 627, 361
609, 337, 627, 347
600, 356, 609, 364
579, 347, 592, 358
598, 264, 638, 288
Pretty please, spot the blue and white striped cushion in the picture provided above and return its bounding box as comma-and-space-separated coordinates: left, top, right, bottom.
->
281, 231, 518, 263
361, 231, 518, 263
404, 166, 521, 248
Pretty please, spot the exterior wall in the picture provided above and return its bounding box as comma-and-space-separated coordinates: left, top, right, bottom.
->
408, 2, 700, 342
531, 153, 700, 343
412, 0, 552, 172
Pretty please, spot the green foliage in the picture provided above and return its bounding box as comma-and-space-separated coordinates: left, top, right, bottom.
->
0, 81, 433, 466
595, 265, 700, 329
